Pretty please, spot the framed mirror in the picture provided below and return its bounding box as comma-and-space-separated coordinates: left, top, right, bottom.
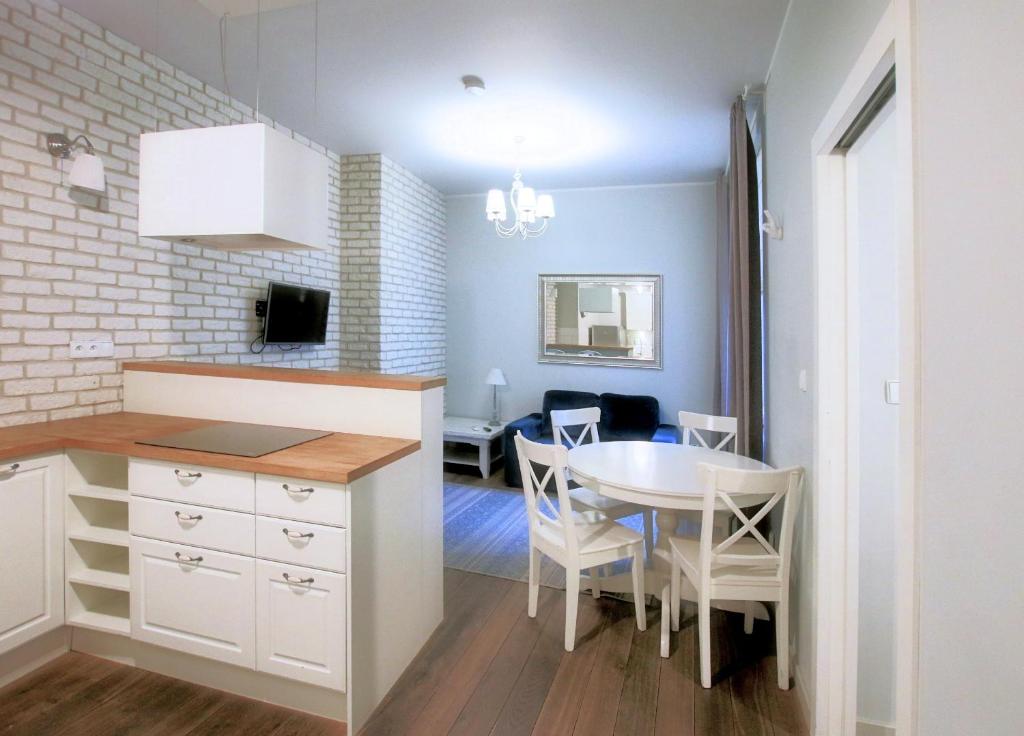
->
538, 274, 662, 369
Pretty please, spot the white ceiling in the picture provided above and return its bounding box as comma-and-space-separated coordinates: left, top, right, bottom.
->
59, 0, 788, 194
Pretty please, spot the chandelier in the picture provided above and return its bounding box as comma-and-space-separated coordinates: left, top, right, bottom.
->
485, 167, 555, 239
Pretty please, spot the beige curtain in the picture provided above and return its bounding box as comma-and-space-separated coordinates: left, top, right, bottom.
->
720, 97, 764, 460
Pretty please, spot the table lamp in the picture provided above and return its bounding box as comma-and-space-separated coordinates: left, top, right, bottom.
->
485, 368, 507, 427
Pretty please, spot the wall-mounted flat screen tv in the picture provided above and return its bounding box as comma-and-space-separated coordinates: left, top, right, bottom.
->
262, 281, 330, 345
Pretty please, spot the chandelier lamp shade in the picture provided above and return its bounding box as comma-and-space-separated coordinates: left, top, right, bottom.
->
485, 168, 555, 239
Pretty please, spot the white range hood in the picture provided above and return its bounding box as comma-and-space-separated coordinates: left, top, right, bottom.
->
138, 123, 329, 251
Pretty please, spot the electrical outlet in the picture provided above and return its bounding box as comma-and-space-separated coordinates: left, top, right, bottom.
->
69, 340, 114, 358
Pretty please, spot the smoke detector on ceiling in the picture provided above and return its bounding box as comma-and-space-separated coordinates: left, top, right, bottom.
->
461, 75, 486, 96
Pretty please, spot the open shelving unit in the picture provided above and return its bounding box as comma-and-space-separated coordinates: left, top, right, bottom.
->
64, 451, 130, 636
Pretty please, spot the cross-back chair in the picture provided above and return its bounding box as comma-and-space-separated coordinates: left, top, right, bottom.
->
514, 431, 646, 651
550, 407, 655, 562
665, 462, 804, 689
678, 410, 739, 454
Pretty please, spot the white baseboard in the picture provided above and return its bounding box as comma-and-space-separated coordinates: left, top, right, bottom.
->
0, 627, 71, 689
70, 628, 346, 722
793, 659, 814, 734
857, 719, 896, 736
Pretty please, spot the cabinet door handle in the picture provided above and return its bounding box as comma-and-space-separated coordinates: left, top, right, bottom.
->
174, 511, 203, 522
1, 463, 19, 475
282, 483, 314, 495
174, 552, 203, 564
174, 469, 202, 480
283, 572, 314, 584
282, 528, 314, 540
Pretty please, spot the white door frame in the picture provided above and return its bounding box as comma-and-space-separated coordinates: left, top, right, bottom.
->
811, 2, 918, 735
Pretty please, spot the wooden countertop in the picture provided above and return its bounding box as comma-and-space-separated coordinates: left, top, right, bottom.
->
123, 361, 446, 391
0, 412, 420, 484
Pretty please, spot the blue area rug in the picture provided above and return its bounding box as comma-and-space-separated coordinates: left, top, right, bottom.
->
443, 482, 646, 589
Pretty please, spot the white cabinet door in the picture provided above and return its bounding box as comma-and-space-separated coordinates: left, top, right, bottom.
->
256, 560, 346, 691
130, 537, 255, 668
0, 454, 64, 656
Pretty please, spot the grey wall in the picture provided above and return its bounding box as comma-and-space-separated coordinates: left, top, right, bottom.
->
445, 183, 717, 425
915, 3, 1024, 733
761, 0, 891, 716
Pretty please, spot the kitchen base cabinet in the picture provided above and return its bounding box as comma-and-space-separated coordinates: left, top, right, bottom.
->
130, 537, 255, 669
256, 561, 346, 691
0, 454, 64, 657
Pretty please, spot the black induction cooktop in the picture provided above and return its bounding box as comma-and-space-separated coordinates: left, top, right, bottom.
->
136, 422, 332, 458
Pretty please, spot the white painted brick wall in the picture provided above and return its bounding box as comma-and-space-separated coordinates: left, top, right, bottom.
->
0, 0, 344, 427
339, 153, 446, 377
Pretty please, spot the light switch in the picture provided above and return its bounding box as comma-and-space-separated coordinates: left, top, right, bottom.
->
798, 369, 808, 392
885, 380, 900, 405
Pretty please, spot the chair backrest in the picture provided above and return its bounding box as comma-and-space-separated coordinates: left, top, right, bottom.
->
678, 410, 739, 454
514, 431, 580, 556
550, 407, 601, 449
695, 463, 804, 585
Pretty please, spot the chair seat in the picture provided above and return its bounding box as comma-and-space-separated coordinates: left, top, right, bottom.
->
568, 485, 637, 513
537, 517, 644, 555
670, 536, 781, 585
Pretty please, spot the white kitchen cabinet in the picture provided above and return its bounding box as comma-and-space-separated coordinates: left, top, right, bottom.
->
256, 560, 346, 691
130, 537, 255, 669
0, 454, 64, 656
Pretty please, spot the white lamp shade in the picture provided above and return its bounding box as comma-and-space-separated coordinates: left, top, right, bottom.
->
517, 186, 536, 214
485, 368, 507, 386
485, 189, 507, 221
68, 152, 106, 193
536, 194, 555, 219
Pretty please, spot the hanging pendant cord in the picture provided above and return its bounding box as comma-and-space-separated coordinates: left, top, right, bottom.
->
313, 0, 319, 119
255, 0, 262, 122
219, 14, 233, 99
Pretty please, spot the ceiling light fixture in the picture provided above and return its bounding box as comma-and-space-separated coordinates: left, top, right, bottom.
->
462, 74, 486, 96
45, 132, 106, 193
485, 138, 555, 239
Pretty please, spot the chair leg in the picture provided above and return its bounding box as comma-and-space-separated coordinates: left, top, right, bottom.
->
631, 548, 646, 631
776, 598, 790, 690
591, 568, 601, 599
528, 546, 540, 618
642, 508, 655, 559
744, 602, 755, 635
565, 569, 580, 652
671, 557, 681, 632
698, 591, 712, 688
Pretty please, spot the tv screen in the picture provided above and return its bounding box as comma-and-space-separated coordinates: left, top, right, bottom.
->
262, 282, 330, 345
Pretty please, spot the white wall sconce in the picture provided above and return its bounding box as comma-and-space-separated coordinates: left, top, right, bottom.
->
762, 209, 783, 240
45, 132, 106, 193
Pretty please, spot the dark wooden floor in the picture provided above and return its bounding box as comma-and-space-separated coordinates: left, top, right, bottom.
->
0, 568, 805, 736
361, 569, 806, 736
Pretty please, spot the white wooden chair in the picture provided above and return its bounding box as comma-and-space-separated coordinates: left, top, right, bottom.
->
665, 462, 804, 689
550, 407, 655, 562
514, 431, 647, 651
678, 410, 739, 454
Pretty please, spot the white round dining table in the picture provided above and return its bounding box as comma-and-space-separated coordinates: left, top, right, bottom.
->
567, 440, 774, 657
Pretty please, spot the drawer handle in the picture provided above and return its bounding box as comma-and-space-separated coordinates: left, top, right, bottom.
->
174, 552, 203, 564
283, 572, 314, 584
174, 511, 203, 522
174, 469, 202, 480
1, 463, 19, 475
282, 483, 314, 495
282, 528, 314, 540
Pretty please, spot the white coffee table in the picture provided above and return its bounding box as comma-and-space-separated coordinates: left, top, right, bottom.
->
443, 416, 507, 478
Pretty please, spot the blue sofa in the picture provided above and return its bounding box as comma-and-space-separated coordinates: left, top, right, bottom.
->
503, 390, 680, 487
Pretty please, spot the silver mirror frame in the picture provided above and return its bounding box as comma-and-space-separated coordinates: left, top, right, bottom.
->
537, 273, 663, 369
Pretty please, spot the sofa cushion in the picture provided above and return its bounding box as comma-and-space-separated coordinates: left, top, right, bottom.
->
541, 390, 600, 435
599, 392, 660, 439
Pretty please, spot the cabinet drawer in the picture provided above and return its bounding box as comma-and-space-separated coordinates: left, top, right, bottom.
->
256, 516, 345, 573
130, 537, 255, 669
256, 560, 346, 691
255, 474, 346, 527
130, 497, 254, 556
130, 459, 254, 513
